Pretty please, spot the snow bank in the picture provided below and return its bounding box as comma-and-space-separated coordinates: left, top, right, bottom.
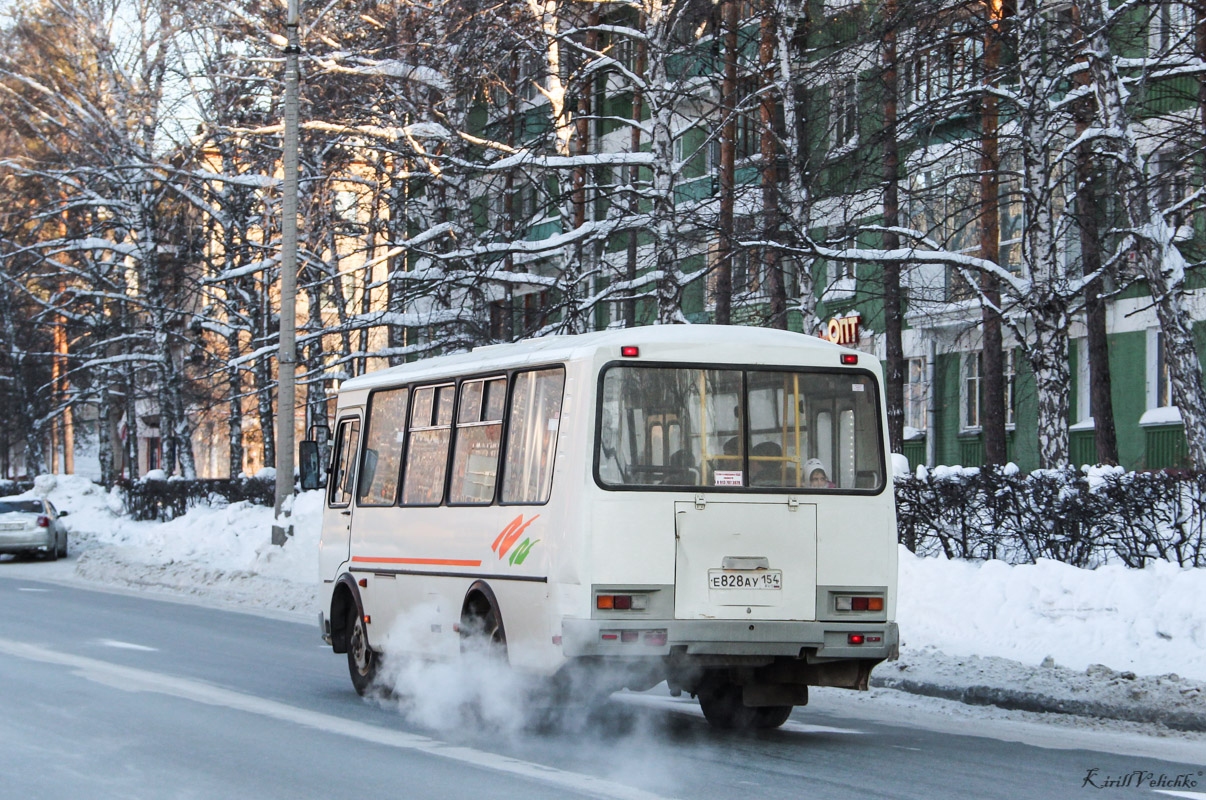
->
898, 546, 1206, 680
7, 475, 321, 614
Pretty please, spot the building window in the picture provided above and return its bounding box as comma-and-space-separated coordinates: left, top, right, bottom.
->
146, 437, 161, 472
1153, 149, 1192, 232
1003, 349, 1016, 428
517, 52, 546, 102
1150, 1, 1194, 54
962, 350, 1016, 431
1148, 329, 1174, 410
1076, 337, 1091, 423
904, 357, 928, 435
824, 228, 857, 297
830, 78, 858, 151
962, 353, 981, 431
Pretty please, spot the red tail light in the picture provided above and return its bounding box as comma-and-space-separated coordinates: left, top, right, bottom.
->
36, 515, 50, 528
848, 634, 865, 645
621, 346, 640, 357
841, 353, 858, 365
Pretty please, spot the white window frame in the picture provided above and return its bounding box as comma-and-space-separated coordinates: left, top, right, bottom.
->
961, 352, 981, 431
1147, 328, 1174, 411
1076, 337, 1091, 424
1149, 1, 1194, 55
904, 356, 928, 435
830, 77, 858, 153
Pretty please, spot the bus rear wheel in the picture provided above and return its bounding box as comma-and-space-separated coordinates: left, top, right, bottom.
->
347, 607, 377, 696
698, 682, 793, 730
460, 598, 507, 658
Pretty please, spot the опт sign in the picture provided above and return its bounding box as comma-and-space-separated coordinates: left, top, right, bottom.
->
819, 314, 860, 345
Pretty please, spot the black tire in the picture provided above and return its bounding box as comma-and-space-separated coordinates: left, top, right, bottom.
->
57, 534, 67, 559
698, 682, 792, 730
460, 600, 507, 657
43, 545, 58, 562
346, 606, 378, 696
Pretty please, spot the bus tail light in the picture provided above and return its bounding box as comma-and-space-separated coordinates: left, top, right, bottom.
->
596, 594, 649, 611
836, 595, 884, 612
644, 630, 667, 646
848, 634, 865, 645
620, 631, 639, 643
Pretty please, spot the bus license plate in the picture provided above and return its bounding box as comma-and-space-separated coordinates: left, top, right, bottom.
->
708, 570, 782, 590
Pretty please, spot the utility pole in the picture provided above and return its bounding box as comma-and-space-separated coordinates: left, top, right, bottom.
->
273, 0, 301, 545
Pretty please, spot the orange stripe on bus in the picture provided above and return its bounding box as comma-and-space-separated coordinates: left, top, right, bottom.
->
351, 557, 483, 567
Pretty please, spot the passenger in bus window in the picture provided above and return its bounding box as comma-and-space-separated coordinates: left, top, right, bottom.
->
805, 458, 835, 489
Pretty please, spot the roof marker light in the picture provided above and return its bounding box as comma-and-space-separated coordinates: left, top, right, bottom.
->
841, 353, 858, 365
621, 346, 640, 357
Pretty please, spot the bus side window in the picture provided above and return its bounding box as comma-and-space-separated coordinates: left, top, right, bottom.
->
329, 418, 361, 507
449, 377, 506, 504
402, 384, 454, 505
502, 368, 565, 504
357, 387, 409, 506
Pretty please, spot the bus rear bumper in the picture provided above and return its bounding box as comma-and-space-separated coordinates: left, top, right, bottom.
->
560, 618, 899, 662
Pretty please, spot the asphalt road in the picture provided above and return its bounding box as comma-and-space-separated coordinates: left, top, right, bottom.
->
1, 570, 1203, 800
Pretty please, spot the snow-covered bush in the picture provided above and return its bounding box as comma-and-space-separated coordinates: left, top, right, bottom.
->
121, 476, 277, 521
895, 466, 1206, 567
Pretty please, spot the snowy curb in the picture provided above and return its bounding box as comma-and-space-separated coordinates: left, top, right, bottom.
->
873, 652, 1206, 732
72, 548, 318, 618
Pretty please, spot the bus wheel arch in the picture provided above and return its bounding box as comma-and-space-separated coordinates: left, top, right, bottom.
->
330, 575, 363, 655
460, 581, 507, 652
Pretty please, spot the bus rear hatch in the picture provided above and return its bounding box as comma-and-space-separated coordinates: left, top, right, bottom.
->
673, 498, 816, 621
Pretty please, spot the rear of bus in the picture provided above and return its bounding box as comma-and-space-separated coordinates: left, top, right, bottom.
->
562, 339, 898, 728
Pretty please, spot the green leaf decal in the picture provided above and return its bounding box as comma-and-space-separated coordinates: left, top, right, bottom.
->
509, 538, 540, 566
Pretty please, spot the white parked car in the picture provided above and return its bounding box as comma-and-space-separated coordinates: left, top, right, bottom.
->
0, 497, 69, 560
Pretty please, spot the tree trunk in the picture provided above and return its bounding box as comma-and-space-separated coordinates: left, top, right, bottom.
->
624, 17, 647, 329
881, 0, 904, 453
980, 10, 1007, 465
715, 0, 738, 326
98, 388, 114, 485
759, 1, 786, 329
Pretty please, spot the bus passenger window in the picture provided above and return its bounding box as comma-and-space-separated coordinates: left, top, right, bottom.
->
402, 384, 455, 505
329, 418, 361, 507
449, 377, 506, 504
502, 368, 565, 504
357, 387, 409, 505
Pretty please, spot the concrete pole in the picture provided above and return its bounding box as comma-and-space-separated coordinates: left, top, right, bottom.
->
273, 0, 301, 545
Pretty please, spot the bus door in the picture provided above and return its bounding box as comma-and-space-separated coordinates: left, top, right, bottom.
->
320, 414, 361, 580
673, 498, 817, 621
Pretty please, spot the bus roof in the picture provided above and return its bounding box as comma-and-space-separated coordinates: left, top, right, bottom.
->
339, 325, 868, 394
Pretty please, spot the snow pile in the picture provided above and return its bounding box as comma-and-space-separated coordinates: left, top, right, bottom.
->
897, 547, 1206, 680
8, 474, 322, 615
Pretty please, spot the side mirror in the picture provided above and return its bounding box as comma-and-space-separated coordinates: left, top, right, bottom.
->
299, 440, 322, 491
58, 510, 69, 518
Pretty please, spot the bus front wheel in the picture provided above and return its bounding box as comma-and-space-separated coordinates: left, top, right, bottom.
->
347, 607, 378, 696
698, 682, 792, 730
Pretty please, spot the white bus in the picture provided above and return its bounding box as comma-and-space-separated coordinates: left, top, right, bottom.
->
317, 325, 898, 729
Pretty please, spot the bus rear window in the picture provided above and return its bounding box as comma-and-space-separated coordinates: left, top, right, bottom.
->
596, 366, 884, 492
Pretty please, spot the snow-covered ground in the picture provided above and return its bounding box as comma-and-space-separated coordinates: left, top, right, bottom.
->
4, 474, 1205, 731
